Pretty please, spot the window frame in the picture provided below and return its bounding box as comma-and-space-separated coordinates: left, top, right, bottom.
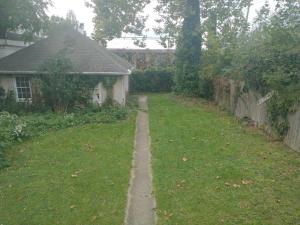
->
14, 76, 32, 102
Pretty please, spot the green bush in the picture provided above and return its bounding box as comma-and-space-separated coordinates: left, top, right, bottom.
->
130, 68, 175, 93
199, 2, 300, 136
0, 91, 50, 114
0, 112, 27, 168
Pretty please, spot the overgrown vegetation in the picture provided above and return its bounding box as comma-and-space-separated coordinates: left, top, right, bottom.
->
200, 1, 300, 135
130, 68, 175, 93
37, 55, 118, 112
174, 0, 202, 96
0, 90, 49, 114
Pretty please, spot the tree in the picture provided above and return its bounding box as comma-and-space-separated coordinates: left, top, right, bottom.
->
155, 0, 252, 48
66, 10, 79, 30
38, 55, 98, 112
174, 0, 202, 96
0, 0, 51, 41
38, 55, 74, 112
88, 0, 264, 98
87, 0, 150, 46
45, 11, 80, 35
154, 0, 184, 48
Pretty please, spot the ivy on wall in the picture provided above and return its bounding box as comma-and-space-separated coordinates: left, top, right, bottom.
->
37, 55, 120, 112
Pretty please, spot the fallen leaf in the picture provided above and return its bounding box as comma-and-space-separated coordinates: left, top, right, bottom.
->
176, 180, 186, 188
163, 211, 173, 220
242, 180, 253, 185
239, 201, 249, 209
17, 196, 24, 201
85, 144, 94, 152
91, 216, 97, 222
233, 184, 241, 188
182, 157, 188, 162
71, 170, 81, 178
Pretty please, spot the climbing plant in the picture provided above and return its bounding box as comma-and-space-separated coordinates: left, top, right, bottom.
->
37, 55, 119, 112
174, 0, 202, 96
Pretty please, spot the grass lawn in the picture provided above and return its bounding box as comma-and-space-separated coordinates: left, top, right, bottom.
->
149, 94, 300, 225
0, 114, 136, 225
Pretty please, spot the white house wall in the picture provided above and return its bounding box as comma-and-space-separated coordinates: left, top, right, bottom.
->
92, 82, 107, 106
0, 76, 15, 93
92, 77, 127, 106
113, 76, 126, 106
0, 75, 128, 106
124, 75, 129, 95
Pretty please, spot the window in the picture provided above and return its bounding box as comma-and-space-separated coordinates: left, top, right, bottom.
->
15, 77, 32, 101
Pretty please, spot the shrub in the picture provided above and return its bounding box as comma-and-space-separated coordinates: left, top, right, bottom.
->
38, 55, 92, 112
199, 2, 300, 136
0, 112, 27, 168
37, 55, 119, 112
130, 67, 175, 93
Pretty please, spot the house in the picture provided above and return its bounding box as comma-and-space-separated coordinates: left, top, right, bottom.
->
0, 28, 133, 106
109, 48, 175, 70
0, 32, 32, 59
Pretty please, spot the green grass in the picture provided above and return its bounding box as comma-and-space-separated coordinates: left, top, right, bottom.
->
149, 94, 300, 225
0, 114, 136, 225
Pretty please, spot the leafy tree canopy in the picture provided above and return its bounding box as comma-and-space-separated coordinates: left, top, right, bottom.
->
87, 0, 150, 46
174, 0, 202, 96
0, 0, 52, 41
155, 0, 252, 48
45, 10, 80, 35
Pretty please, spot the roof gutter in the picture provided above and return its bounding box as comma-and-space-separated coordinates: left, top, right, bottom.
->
0, 70, 132, 76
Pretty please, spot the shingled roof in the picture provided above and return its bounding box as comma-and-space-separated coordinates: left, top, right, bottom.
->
0, 28, 133, 75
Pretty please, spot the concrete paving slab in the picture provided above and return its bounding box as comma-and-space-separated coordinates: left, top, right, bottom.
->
124, 96, 156, 225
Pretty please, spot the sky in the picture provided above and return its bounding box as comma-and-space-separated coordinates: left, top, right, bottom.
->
48, 0, 276, 49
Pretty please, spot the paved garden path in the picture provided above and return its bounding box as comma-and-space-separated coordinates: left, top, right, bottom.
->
125, 96, 156, 225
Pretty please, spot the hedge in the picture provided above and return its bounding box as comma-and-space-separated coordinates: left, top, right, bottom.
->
130, 68, 175, 93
